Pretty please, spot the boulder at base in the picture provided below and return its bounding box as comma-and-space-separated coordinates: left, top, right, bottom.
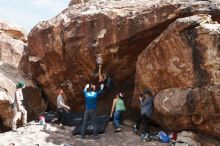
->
153, 84, 220, 138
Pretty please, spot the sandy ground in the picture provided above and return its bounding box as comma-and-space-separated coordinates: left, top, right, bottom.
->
0, 121, 169, 146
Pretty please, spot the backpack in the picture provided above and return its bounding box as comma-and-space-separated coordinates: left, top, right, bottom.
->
159, 131, 171, 143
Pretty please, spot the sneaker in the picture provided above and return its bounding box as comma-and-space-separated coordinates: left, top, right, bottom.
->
133, 125, 138, 134
12, 129, 17, 132
59, 124, 65, 129
114, 128, 121, 132
93, 135, 100, 139
141, 133, 151, 142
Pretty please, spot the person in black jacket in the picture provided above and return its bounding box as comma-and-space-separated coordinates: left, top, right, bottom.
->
133, 89, 154, 138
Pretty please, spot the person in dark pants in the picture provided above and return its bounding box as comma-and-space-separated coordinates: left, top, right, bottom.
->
133, 89, 154, 139
81, 83, 104, 139
57, 89, 70, 128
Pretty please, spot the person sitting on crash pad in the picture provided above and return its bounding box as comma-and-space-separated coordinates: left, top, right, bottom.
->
57, 89, 70, 129
133, 89, 154, 139
110, 93, 126, 132
81, 83, 104, 139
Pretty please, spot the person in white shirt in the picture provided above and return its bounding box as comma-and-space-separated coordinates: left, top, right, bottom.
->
57, 89, 70, 128
12, 81, 27, 132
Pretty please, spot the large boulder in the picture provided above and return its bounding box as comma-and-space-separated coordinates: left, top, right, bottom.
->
153, 85, 220, 138
0, 64, 47, 130
0, 20, 27, 42
27, 0, 220, 112
0, 20, 46, 131
133, 9, 220, 138
0, 20, 27, 68
0, 32, 26, 68
135, 14, 220, 96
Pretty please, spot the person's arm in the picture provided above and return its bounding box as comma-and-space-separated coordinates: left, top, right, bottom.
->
110, 99, 116, 117
58, 98, 70, 110
98, 65, 104, 83
15, 91, 21, 111
140, 97, 149, 107
98, 65, 102, 78
83, 84, 90, 95
96, 84, 104, 96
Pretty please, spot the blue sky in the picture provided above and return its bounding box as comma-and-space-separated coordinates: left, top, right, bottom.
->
0, 0, 70, 33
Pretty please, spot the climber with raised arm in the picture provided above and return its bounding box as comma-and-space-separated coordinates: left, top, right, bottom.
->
81, 83, 104, 139
97, 54, 112, 90
57, 89, 70, 129
12, 81, 27, 132
133, 89, 154, 140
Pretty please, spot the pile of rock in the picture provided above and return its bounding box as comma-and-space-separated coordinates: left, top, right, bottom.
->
0, 20, 46, 131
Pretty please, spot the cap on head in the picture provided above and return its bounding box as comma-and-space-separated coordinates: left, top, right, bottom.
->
143, 88, 152, 96
17, 81, 25, 88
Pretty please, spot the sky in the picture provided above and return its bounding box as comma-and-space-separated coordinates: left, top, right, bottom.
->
0, 0, 70, 33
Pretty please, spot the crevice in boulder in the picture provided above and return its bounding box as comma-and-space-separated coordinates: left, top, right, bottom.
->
182, 28, 211, 87
96, 18, 176, 119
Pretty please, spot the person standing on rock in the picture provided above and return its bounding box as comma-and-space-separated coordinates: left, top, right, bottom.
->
12, 81, 27, 132
57, 89, 70, 129
110, 93, 126, 132
81, 83, 104, 139
133, 89, 154, 139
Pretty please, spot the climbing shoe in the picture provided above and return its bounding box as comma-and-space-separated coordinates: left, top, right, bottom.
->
93, 135, 101, 139
114, 128, 121, 133
59, 124, 65, 129
81, 135, 85, 139
12, 129, 18, 132
132, 125, 138, 134
141, 133, 151, 142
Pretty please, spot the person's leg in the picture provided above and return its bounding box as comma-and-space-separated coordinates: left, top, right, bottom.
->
114, 110, 120, 129
12, 106, 19, 131
90, 109, 98, 137
135, 114, 143, 130
57, 108, 62, 124
81, 110, 90, 138
142, 115, 151, 134
20, 106, 27, 126
119, 111, 124, 125
133, 113, 143, 134
60, 108, 67, 125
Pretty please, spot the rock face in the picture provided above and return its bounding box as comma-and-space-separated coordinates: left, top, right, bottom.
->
153, 85, 220, 138
0, 21, 46, 131
27, 0, 220, 113
0, 32, 26, 68
0, 20, 27, 68
135, 14, 220, 138
69, 0, 89, 6
0, 20, 27, 42
135, 14, 220, 94
0, 64, 47, 131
